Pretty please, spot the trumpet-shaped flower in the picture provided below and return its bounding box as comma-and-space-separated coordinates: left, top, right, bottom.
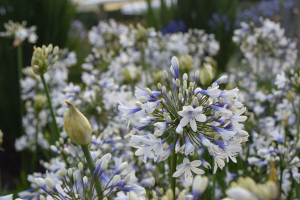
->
178, 106, 206, 132
173, 157, 204, 185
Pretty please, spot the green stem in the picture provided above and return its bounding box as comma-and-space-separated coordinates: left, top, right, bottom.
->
17, 45, 24, 136
292, 97, 300, 199
171, 134, 179, 199
81, 145, 102, 198
31, 117, 39, 172
40, 74, 60, 141
212, 167, 216, 200
296, 97, 300, 144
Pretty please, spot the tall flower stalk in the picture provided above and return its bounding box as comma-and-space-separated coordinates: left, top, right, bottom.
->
31, 44, 60, 141
17, 45, 24, 136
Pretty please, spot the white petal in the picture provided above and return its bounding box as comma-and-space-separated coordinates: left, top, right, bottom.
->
191, 166, 205, 175
190, 160, 202, 167
195, 114, 206, 122
176, 125, 183, 134
185, 169, 193, 185
173, 167, 184, 177
190, 118, 197, 132
180, 116, 190, 127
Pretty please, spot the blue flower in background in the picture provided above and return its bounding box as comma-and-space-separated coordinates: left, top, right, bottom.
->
208, 13, 231, 32
161, 20, 187, 34
236, 0, 295, 25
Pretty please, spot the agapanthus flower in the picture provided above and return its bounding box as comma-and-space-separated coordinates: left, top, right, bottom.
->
120, 56, 248, 184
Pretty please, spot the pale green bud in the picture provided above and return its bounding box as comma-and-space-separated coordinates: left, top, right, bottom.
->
163, 70, 168, 79
200, 63, 213, 86
40, 195, 46, 200
61, 166, 66, 176
145, 88, 152, 96
68, 168, 73, 177
166, 116, 172, 124
53, 46, 59, 54
162, 86, 166, 93
159, 188, 164, 195
33, 94, 47, 114
78, 162, 83, 171
183, 73, 188, 81
166, 189, 173, 200
64, 101, 92, 145
157, 83, 162, 90
178, 192, 186, 200
73, 173, 77, 181
175, 79, 180, 87
129, 191, 138, 200
265, 181, 277, 199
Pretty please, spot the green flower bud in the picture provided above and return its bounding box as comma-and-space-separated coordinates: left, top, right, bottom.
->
63, 101, 92, 145
33, 94, 47, 114
200, 63, 213, 86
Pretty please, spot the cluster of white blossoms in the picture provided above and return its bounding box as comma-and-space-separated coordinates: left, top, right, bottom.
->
233, 18, 298, 77
85, 19, 219, 87
119, 56, 248, 185
0, 20, 38, 45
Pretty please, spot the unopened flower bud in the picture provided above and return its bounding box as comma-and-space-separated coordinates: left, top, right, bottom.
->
63, 148, 69, 155
112, 175, 120, 187
195, 70, 199, 82
60, 167, 66, 176
73, 173, 77, 181
159, 188, 164, 195
166, 188, 173, 200
175, 79, 180, 88
162, 86, 166, 93
83, 176, 88, 188
40, 195, 46, 200
150, 177, 155, 189
45, 178, 54, 190
166, 116, 172, 124
114, 162, 128, 175
145, 88, 152, 96
78, 162, 83, 171
124, 174, 131, 184
64, 101, 92, 145
68, 168, 73, 177
157, 83, 162, 90
200, 63, 213, 86
129, 191, 138, 200
183, 73, 188, 81
178, 93, 183, 102
53, 46, 59, 54
163, 70, 169, 83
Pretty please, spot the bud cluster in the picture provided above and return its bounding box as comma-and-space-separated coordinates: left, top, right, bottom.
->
31, 44, 59, 75
224, 177, 278, 200
36, 153, 145, 200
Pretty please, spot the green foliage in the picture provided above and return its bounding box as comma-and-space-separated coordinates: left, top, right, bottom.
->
0, 0, 77, 143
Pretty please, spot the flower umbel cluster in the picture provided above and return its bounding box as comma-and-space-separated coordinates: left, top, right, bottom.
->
36, 154, 145, 200
0, 20, 38, 46
119, 56, 248, 184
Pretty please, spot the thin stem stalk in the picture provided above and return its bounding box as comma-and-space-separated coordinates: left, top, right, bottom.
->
171, 134, 179, 199
212, 167, 216, 200
31, 117, 39, 172
17, 45, 24, 136
40, 74, 60, 141
81, 145, 102, 198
